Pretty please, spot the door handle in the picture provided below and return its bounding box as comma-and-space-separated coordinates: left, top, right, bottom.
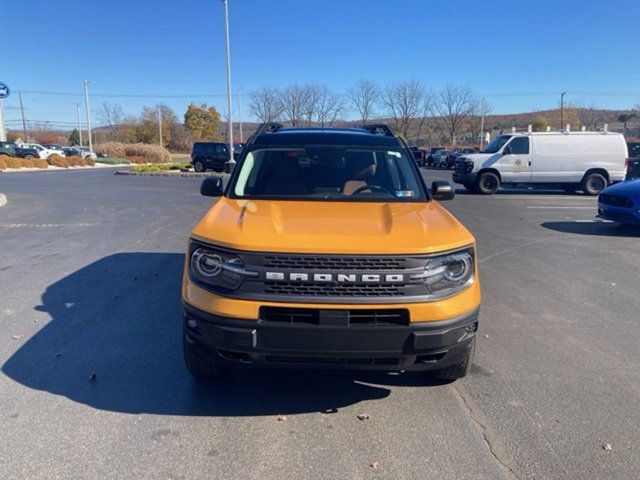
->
528, 161, 532, 166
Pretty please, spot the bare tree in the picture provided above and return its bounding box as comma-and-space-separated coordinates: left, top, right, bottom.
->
248, 86, 284, 123
578, 105, 606, 131
380, 80, 432, 141
98, 102, 125, 141
347, 80, 379, 123
467, 98, 492, 145
280, 84, 306, 127
433, 85, 478, 146
300, 85, 323, 126
315, 86, 344, 127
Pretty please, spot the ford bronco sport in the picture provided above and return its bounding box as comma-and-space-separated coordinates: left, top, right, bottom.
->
182, 124, 480, 381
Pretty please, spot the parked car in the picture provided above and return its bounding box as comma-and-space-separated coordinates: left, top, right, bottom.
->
426, 147, 445, 167
4, 142, 39, 159
0, 141, 16, 156
453, 132, 627, 195
22, 143, 61, 159
408, 146, 427, 166
41, 144, 67, 156
434, 150, 454, 168
183, 123, 478, 381
63, 147, 96, 160
626, 141, 640, 179
597, 179, 640, 225
191, 142, 238, 172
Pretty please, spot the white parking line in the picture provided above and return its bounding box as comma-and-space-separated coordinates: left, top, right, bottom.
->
491, 196, 596, 201
526, 206, 594, 210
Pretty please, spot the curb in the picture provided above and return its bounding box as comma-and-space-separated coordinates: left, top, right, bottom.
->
114, 170, 222, 178
0, 193, 6, 208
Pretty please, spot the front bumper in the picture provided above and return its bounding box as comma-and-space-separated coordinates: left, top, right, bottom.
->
183, 302, 479, 371
597, 204, 640, 225
452, 171, 476, 185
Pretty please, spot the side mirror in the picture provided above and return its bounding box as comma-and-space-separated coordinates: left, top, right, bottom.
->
502, 146, 511, 155
431, 180, 455, 201
200, 175, 224, 197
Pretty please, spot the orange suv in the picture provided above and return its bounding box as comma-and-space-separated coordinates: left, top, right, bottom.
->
182, 124, 480, 381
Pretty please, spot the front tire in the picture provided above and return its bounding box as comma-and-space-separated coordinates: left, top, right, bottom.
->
581, 172, 607, 195
434, 337, 475, 381
24, 154, 35, 159
183, 333, 227, 380
476, 171, 500, 195
194, 160, 205, 173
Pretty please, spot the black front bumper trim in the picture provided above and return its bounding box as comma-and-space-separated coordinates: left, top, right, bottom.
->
182, 302, 479, 371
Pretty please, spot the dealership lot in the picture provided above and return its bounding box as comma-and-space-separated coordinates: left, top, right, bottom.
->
0, 169, 639, 480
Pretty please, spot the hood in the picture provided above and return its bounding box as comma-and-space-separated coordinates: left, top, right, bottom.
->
602, 179, 640, 197
190, 197, 475, 254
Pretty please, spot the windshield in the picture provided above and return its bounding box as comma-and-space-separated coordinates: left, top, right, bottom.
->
481, 135, 512, 154
229, 146, 426, 202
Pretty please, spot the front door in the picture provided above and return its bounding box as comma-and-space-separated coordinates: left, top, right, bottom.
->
500, 137, 531, 183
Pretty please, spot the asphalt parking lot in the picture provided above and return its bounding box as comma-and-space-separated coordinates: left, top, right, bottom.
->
1, 168, 639, 480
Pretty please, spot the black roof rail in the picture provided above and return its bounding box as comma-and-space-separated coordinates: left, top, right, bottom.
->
361, 124, 395, 137
245, 122, 284, 146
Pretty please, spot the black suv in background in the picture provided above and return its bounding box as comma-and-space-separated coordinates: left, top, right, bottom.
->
191, 142, 244, 172
0, 142, 39, 159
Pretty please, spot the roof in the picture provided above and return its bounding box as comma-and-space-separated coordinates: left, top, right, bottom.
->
506, 131, 624, 137
251, 127, 403, 148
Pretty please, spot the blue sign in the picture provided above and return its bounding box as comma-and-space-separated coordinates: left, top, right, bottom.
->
0, 82, 9, 99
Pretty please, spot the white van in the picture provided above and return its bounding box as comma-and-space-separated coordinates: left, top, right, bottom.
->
452, 132, 628, 195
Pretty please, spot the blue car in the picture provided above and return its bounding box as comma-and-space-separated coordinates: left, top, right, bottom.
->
597, 180, 640, 225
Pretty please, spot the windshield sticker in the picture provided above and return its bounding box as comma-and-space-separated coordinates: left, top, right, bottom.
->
395, 190, 415, 197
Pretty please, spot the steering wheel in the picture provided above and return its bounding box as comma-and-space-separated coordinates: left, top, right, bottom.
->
350, 184, 393, 195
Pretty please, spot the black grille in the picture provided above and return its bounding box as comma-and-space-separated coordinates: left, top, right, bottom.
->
264, 282, 403, 297
599, 194, 633, 208
264, 355, 400, 366
260, 306, 410, 326
263, 255, 406, 270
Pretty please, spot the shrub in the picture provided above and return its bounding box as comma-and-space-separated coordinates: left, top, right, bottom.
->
33, 159, 48, 169
47, 155, 69, 168
20, 159, 35, 168
0, 158, 7, 170
96, 142, 171, 163
6, 157, 22, 169
84, 157, 95, 167
65, 155, 84, 166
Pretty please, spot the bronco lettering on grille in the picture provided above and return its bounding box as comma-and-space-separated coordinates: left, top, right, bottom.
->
265, 272, 404, 283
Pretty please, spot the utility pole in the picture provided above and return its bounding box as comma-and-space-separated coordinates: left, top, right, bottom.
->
238, 87, 243, 142
560, 91, 567, 131
158, 106, 163, 147
18, 91, 27, 141
76, 102, 83, 147
221, 0, 234, 171
84, 80, 93, 154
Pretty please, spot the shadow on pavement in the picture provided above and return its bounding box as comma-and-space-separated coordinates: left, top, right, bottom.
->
541, 221, 640, 237
3, 253, 447, 416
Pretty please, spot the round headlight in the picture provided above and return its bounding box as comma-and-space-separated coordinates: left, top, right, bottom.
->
443, 252, 473, 282
192, 248, 223, 277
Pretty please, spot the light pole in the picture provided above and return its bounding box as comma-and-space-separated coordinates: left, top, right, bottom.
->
560, 91, 566, 130
221, 0, 234, 171
76, 102, 83, 147
84, 80, 93, 154
238, 87, 243, 142
18, 91, 27, 141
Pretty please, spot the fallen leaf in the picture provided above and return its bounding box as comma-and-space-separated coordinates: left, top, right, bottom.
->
11, 334, 24, 340
370, 461, 379, 469
88, 373, 97, 381
357, 413, 370, 421
609, 282, 617, 286
602, 443, 612, 451
277, 415, 286, 422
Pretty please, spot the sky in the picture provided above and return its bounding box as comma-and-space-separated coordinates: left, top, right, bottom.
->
2, 0, 640, 130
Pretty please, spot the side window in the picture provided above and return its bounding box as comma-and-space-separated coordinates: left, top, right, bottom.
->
215, 144, 226, 155
508, 137, 529, 154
